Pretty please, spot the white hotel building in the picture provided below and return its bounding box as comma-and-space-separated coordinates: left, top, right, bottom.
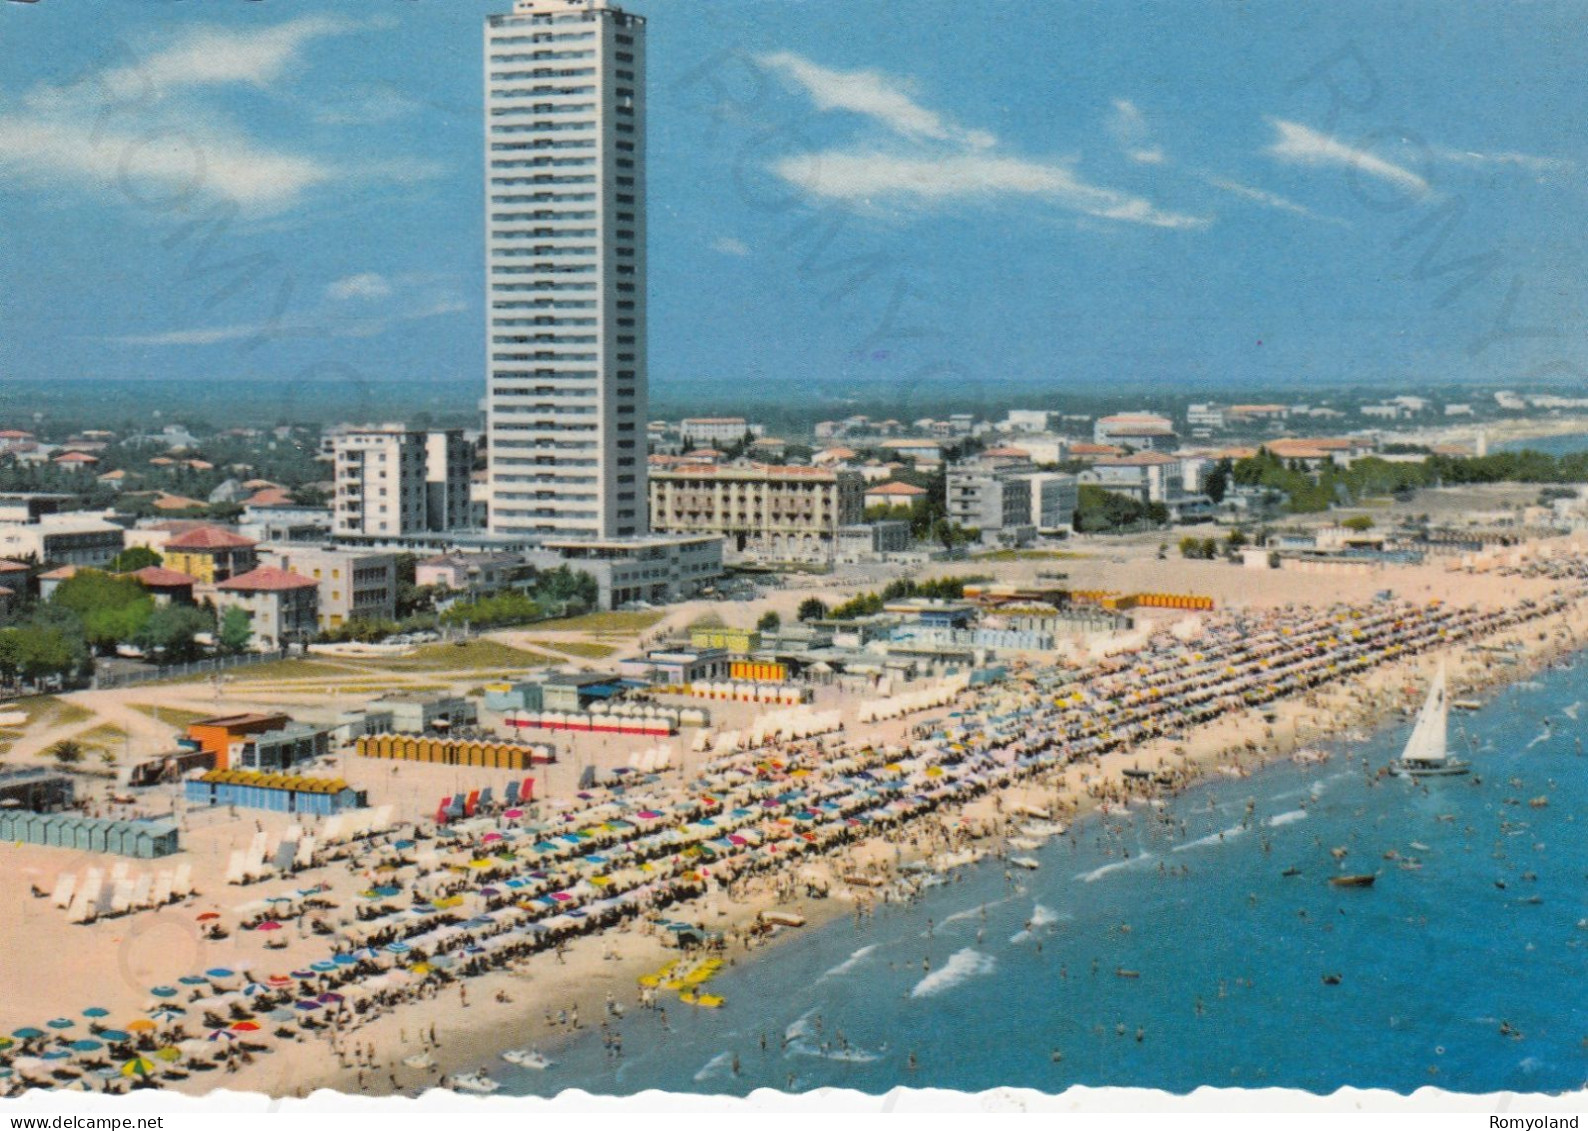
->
484, 0, 648, 539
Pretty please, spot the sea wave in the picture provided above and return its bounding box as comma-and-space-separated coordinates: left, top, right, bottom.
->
788, 1040, 884, 1064
819, 944, 878, 982
1010, 903, 1067, 943
1172, 825, 1247, 852
693, 1051, 735, 1082
910, 948, 996, 998
1265, 810, 1310, 828
1563, 701, 1581, 721
1075, 853, 1154, 882
784, 1007, 819, 1042
1526, 728, 1551, 750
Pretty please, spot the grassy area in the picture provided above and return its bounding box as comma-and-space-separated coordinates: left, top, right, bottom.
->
972, 549, 1091, 562
686, 612, 726, 630
531, 639, 616, 660
76, 722, 129, 750
11, 695, 96, 729
535, 610, 663, 634
176, 659, 354, 685
368, 639, 549, 672
127, 704, 213, 729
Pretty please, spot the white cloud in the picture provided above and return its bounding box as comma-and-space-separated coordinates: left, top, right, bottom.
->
326, 273, 394, 302
1196, 173, 1349, 226
1428, 145, 1573, 176
100, 16, 355, 97
1265, 118, 1429, 196
712, 236, 750, 257
311, 86, 422, 127
112, 323, 281, 347
1, 17, 436, 214
770, 150, 1208, 229
758, 52, 994, 150
0, 117, 332, 211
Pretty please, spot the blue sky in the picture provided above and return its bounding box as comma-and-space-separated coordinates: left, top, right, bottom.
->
1, 0, 1584, 406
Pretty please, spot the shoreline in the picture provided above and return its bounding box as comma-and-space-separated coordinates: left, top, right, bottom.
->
197, 586, 1588, 1100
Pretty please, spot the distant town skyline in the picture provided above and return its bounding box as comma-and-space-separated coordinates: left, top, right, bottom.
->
1, 0, 1584, 398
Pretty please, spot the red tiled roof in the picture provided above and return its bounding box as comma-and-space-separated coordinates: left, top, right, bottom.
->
129, 566, 198, 588
981, 446, 1030, 458
54, 451, 99, 463
165, 525, 257, 551
1068, 443, 1124, 456
39, 565, 79, 581
246, 487, 295, 507
0, 559, 29, 573
218, 566, 317, 593
866, 481, 928, 496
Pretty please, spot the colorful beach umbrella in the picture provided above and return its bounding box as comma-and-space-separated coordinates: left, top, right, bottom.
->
121, 1057, 155, 1078
47, 1018, 75, 1030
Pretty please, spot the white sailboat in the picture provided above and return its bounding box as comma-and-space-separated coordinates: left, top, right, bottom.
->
1394, 662, 1469, 777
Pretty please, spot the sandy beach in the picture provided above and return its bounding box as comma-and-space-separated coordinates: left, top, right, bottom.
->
3, 530, 1586, 1099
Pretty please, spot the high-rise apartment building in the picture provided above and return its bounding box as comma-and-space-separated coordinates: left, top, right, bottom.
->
484, 0, 647, 540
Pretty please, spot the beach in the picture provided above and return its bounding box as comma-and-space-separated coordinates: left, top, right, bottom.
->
3, 534, 1587, 1098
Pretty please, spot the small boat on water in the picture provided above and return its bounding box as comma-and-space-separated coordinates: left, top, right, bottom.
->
762, 911, 806, 928
1114, 967, 1140, 979
1010, 856, 1041, 871
1281, 867, 1302, 877
1321, 973, 1342, 985
502, 1048, 553, 1070
1452, 699, 1483, 712
1330, 874, 1377, 888
1008, 836, 1044, 851
448, 1070, 500, 1094
1393, 662, 1470, 778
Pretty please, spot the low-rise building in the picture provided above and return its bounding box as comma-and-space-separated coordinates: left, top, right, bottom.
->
1094, 413, 1176, 450
543, 534, 724, 609
185, 769, 364, 815
1021, 472, 1080, 533
261, 545, 397, 630
372, 693, 477, 734
0, 513, 124, 567
648, 463, 862, 563
161, 525, 258, 583
863, 480, 927, 511
679, 417, 764, 447
414, 551, 525, 595
836, 520, 913, 562
214, 566, 319, 650
127, 565, 197, 605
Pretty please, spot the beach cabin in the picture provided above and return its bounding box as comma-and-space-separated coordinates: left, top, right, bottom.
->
0, 811, 179, 857
184, 769, 366, 816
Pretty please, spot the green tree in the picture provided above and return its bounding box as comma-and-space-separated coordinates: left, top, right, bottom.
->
1341, 515, 1375, 532
1179, 535, 1206, 559
796, 597, 828, 622
136, 604, 214, 662
108, 546, 163, 572
52, 570, 154, 652
1204, 459, 1232, 504
1225, 527, 1248, 551
218, 606, 253, 654
756, 610, 781, 632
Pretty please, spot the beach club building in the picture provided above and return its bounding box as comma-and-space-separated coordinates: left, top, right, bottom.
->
184, 769, 366, 816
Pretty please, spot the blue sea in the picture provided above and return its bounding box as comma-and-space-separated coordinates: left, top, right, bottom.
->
496, 660, 1588, 1097
1499, 433, 1588, 458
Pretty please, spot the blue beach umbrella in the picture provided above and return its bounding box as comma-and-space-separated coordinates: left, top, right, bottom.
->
81, 1007, 109, 1019
309, 961, 337, 973
204, 968, 235, 980
69, 1039, 103, 1054
46, 1018, 75, 1030
178, 976, 209, 987
97, 1030, 130, 1043
332, 954, 356, 967
40, 1050, 71, 1062
148, 986, 178, 998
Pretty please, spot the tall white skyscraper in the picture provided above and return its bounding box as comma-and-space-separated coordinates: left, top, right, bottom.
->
485, 0, 648, 539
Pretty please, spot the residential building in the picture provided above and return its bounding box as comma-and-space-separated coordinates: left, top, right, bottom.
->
330, 425, 471, 537
0, 493, 71, 524
1021, 472, 1079, 533
262, 545, 398, 631
542, 533, 723, 607
426, 429, 476, 531
680, 417, 763, 447
863, 480, 927, 511
161, 525, 258, 584
127, 565, 197, 606
1093, 412, 1176, 450
946, 461, 1034, 544
1186, 403, 1225, 432
485, 0, 649, 540
415, 551, 526, 594
836, 520, 912, 562
647, 463, 863, 562
0, 513, 125, 567
1001, 409, 1051, 434
214, 566, 320, 650
1081, 452, 1182, 504
186, 713, 294, 772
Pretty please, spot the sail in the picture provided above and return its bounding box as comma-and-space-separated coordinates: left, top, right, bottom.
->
1402, 663, 1448, 764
